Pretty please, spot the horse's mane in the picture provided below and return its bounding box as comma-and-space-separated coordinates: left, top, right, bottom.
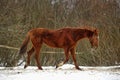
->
61, 26, 98, 32
79, 26, 97, 31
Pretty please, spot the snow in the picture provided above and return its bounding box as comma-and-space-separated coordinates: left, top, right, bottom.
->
0, 64, 120, 80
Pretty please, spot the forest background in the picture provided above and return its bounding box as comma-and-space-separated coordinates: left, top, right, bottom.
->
0, 0, 120, 67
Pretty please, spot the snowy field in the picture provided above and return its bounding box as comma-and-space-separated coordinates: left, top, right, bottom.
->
0, 64, 120, 80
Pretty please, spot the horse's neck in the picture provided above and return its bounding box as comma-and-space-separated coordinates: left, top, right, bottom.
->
74, 29, 87, 41
85, 29, 93, 38
74, 29, 93, 41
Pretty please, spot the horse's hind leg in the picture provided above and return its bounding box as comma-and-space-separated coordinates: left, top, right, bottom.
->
32, 38, 43, 70
24, 47, 34, 69
34, 47, 42, 70
70, 48, 82, 70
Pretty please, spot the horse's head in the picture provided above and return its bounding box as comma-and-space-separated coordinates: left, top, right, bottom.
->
88, 29, 99, 49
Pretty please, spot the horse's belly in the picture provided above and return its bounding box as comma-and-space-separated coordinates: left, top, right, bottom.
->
43, 39, 63, 48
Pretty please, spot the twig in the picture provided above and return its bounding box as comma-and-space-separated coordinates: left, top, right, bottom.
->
0, 45, 19, 50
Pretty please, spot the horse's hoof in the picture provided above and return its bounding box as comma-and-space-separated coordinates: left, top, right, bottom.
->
56, 64, 59, 69
24, 65, 28, 69
76, 67, 83, 70
38, 67, 43, 70
78, 68, 83, 71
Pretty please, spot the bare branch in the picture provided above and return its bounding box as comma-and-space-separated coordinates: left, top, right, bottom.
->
0, 45, 19, 50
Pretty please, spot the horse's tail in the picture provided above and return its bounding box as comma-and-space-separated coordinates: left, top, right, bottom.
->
18, 33, 30, 55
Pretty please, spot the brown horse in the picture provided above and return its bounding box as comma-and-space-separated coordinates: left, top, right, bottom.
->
18, 27, 99, 70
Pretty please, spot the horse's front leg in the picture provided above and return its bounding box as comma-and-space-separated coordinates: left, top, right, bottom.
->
56, 48, 70, 68
70, 48, 82, 70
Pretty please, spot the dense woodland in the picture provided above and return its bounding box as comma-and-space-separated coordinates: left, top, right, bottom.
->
0, 0, 120, 67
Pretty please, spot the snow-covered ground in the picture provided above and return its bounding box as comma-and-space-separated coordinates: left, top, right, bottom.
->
0, 64, 120, 80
